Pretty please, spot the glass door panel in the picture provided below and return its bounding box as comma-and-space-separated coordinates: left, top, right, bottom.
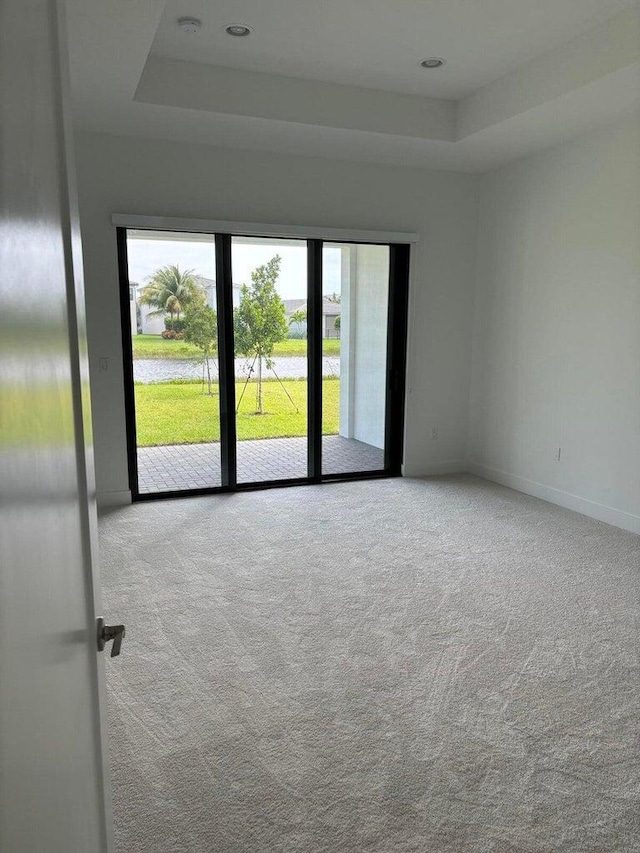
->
231, 236, 309, 483
321, 243, 389, 475
125, 229, 222, 494
120, 229, 407, 497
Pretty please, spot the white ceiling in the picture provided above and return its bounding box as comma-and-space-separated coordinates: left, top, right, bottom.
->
151, 0, 635, 98
66, 0, 640, 172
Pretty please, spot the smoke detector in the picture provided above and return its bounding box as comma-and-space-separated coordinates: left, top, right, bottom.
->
177, 17, 202, 35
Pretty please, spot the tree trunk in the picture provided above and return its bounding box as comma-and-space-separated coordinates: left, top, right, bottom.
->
205, 355, 212, 396
257, 355, 263, 414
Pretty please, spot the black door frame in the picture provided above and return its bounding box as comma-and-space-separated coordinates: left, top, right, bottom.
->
117, 227, 410, 501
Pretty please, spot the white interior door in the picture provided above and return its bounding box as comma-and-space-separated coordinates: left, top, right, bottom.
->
0, 1, 112, 851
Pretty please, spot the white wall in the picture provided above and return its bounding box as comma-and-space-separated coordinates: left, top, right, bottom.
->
335, 243, 388, 448
76, 122, 640, 530
75, 132, 479, 502
137, 302, 163, 335
352, 245, 389, 449
338, 246, 355, 438
129, 291, 137, 334
468, 117, 640, 532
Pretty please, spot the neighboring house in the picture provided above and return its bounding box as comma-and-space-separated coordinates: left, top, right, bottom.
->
322, 299, 341, 339
283, 297, 341, 339
129, 285, 138, 334
131, 275, 242, 335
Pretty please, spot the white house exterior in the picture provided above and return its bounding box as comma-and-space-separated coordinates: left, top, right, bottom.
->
131, 275, 242, 335
283, 298, 341, 339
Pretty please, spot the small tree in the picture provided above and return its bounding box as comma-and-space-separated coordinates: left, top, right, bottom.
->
183, 301, 218, 395
234, 255, 288, 414
334, 315, 341, 338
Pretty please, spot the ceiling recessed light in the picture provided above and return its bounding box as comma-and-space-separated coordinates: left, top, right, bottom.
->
225, 23, 253, 37
420, 57, 445, 69
177, 17, 202, 35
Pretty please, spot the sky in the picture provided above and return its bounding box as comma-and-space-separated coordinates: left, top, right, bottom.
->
126, 234, 342, 299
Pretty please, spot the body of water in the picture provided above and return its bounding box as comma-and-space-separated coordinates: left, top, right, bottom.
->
133, 356, 340, 383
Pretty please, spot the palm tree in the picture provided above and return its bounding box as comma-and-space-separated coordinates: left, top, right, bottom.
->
138, 265, 202, 323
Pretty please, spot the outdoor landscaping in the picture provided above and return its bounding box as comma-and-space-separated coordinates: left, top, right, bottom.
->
134, 377, 339, 446
131, 256, 342, 448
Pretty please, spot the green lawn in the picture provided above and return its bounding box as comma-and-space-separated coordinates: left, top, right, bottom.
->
134, 378, 339, 446
132, 334, 340, 359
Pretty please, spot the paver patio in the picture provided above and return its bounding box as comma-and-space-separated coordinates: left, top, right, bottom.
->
137, 435, 384, 493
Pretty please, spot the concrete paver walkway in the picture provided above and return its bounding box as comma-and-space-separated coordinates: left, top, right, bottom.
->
137, 435, 384, 493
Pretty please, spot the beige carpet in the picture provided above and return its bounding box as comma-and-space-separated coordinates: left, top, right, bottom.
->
99, 476, 640, 852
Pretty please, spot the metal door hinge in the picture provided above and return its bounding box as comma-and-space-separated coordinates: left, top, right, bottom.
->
97, 617, 126, 657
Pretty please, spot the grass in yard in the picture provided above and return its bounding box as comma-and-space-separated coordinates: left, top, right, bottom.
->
134, 377, 339, 446
272, 339, 341, 357
132, 334, 340, 359
133, 335, 201, 359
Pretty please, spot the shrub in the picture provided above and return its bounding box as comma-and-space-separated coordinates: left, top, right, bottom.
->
162, 329, 177, 339
164, 317, 186, 333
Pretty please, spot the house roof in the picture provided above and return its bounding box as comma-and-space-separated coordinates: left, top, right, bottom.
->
283, 299, 306, 315
195, 275, 242, 291
283, 298, 341, 316
322, 300, 341, 316
193, 275, 215, 288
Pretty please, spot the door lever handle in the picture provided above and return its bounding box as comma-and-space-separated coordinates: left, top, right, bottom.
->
97, 617, 126, 657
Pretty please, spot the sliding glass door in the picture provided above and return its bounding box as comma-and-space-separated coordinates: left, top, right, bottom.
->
231, 237, 309, 484
118, 227, 409, 498
121, 230, 222, 494
322, 243, 389, 475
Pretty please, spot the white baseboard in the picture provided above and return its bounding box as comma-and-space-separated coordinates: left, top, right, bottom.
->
96, 489, 132, 509
468, 462, 640, 536
403, 460, 467, 477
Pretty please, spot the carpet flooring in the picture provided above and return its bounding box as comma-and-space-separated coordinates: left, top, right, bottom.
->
98, 475, 640, 852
